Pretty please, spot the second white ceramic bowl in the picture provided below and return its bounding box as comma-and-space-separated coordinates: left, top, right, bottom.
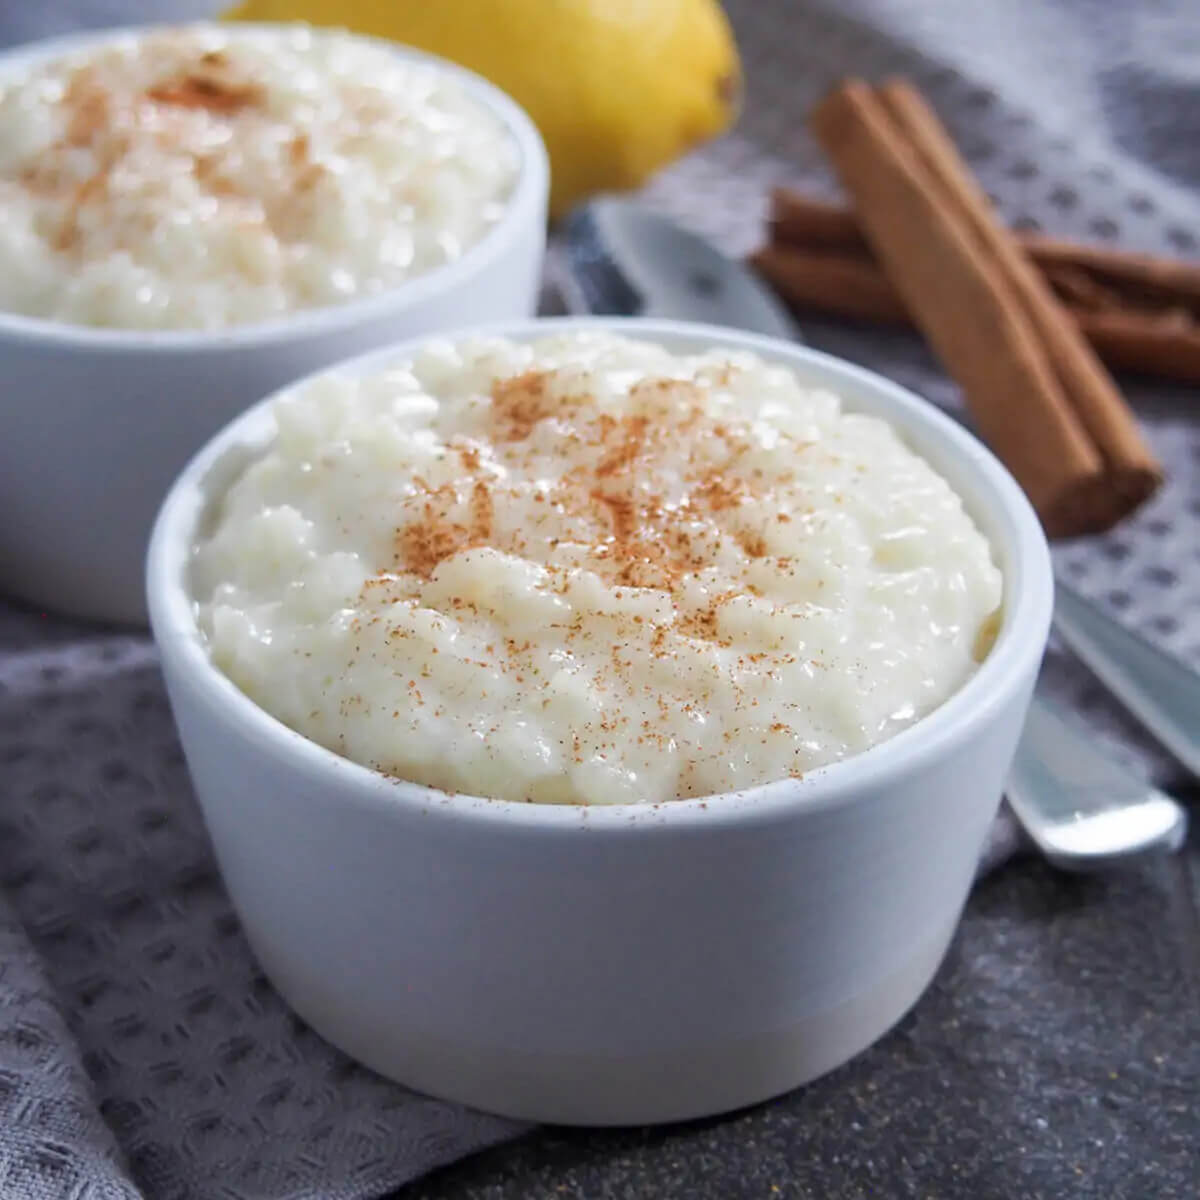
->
0, 24, 548, 626
148, 318, 1053, 1125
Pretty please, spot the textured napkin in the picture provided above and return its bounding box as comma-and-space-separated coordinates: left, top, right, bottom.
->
2, 1, 1198, 1197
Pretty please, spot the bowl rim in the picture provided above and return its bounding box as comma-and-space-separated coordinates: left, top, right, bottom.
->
147, 316, 1054, 831
0, 21, 548, 353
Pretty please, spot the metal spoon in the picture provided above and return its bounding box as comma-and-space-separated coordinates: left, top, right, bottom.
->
1005, 698, 1187, 869
1053, 577, 1200, 779
561, 197, 1190, 868
559, 199, 800, 341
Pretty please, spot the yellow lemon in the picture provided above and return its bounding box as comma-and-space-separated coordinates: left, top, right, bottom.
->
223, 0, 741, 218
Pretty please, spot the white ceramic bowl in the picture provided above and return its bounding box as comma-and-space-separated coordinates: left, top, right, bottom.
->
148, 318, 1053, 1125
0, 24, 548, 626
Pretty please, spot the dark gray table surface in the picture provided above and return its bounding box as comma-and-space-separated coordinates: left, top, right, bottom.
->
398, 817, 1200, 1200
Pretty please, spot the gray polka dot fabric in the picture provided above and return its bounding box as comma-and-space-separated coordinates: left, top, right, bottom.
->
2, 1, 1197, 1197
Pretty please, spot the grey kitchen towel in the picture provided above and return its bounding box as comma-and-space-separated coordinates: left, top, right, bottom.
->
2, 1, 1198, 1197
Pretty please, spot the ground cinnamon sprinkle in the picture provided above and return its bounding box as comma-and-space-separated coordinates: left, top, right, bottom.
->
288, 133, 311, 167
63, 72, 110, 145
192, 155, 239, 196
595, 414, 649, 478
614, 547, 677, 590
490, 370, 561, 442
14, 52, 267, 258
395, 478, 497, 578
469, 480, 495, 542
694, 470, 751, 512
145, 72, 263, 114
396, 507, 471, 580
591, 490, 638, 543
677, 605, 723, 642
449, 371, 780, 600
53, 171, 110, 251
739, 532, 769, 559
356, 357, 861, 789
18, 71, 114, 211
384, 369, 801, 652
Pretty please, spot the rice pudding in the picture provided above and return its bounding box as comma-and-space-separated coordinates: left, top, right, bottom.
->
194, 332, 1003, 805
0, 24, 517, 331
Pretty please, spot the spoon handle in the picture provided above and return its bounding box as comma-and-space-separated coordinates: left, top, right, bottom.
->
1007, 696, 1187, 870
1054, 579, 1200, 779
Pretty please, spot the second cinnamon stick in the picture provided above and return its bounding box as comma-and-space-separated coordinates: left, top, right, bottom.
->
753, 241, 1200, 385
770, 188, 1200, 314
809, 80, 1161, 537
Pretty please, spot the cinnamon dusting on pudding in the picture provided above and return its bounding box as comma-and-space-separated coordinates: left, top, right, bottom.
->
144, 40, 263, 114
194, 333, 1003, 806
394, 369, 777, 606
489, 370, 562, 442
396, 478, 497, 579
63, 70, 111, 146
145, 72, 263, 114
0, 25, 517, 329
10, 46, 266, 259
288, 133, 311, 167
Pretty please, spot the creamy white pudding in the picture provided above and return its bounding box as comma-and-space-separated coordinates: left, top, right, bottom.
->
0, 24, 517, 330
194, 331, 1003, 804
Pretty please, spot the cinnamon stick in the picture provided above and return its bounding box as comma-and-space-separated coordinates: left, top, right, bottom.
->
1032, 258, 1200, 380
753, 244, 911, 323
771, 188, 1200, 304
768, 192, 865, 252
1071, 309, 1200, 382
752, 239, 1200, 384
1020, 232, 1200, 309
809, 79, 1162, 537
752, 243, 910, 324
